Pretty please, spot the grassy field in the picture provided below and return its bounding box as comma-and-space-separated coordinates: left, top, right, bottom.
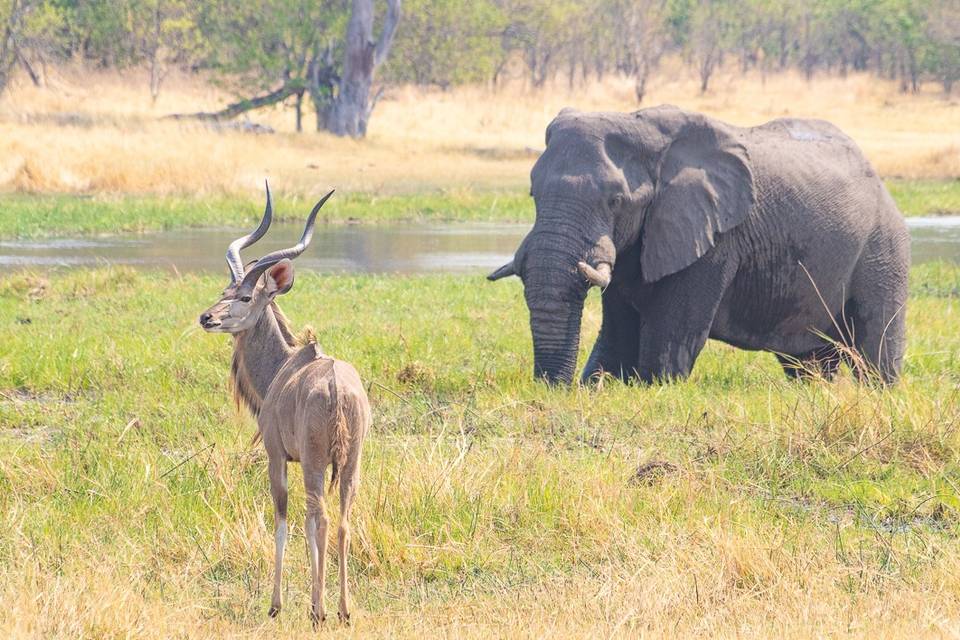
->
0, 190, 532, 239
0, 178, 956, 240
1, 63, 959, 638
1, 67, 960, 199
2, 67, 958, 241
1, 263, 958, 637
886, 180, 960, 217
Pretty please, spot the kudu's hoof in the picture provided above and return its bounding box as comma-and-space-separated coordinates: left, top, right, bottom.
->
268, 605, 280, 618
310, 611, 325, 629
338, 611, 351, 625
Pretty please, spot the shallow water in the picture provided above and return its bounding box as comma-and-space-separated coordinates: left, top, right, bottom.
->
0, 223, 528, 275
1, 217, 957, 274
903, 216, 960, 264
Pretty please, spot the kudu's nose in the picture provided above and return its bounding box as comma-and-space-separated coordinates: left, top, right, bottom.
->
199, 312, 212, 327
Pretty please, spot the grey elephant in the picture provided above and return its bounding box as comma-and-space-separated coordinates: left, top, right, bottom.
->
489, 106, 909, 385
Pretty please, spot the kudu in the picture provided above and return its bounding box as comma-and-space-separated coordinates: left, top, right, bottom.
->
199, 184, 370, 625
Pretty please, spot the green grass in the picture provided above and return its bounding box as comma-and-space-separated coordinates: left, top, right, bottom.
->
886, 178, 960, 217
0, 263, 958, 636
1, 178, 957, 240
0, 190, 531, 239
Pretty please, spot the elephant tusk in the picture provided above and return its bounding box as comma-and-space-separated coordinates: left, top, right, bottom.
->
578, 261, 612, 288
487, 260, 517, 281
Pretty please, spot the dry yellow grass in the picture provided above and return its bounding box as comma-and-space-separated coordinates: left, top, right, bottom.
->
0, 63, 958, 197
2, 265, 959, 638
4, 511, 959, 639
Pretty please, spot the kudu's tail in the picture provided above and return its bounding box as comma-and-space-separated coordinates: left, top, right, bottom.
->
328, 370, 351, 494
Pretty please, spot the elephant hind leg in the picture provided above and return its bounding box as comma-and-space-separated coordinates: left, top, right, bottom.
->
843, 295, 907, 384
777, 296, 906, 385
845, 233, 909, 384
776, 345, 844, 381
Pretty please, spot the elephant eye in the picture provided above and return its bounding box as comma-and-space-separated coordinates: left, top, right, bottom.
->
608, 195, 623, 210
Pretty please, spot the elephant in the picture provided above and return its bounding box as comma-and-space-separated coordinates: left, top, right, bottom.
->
488, 105, 910, 385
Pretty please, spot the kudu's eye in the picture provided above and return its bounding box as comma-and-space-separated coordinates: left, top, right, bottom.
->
239, 295, 252, 303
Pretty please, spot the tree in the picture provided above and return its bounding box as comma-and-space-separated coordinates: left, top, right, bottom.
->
487, 0, 584, 89
0, 0, 64, 92
326, 0, 400, 136
137, 1, 205, 103
924, 0, 960, 93
188, 0, 347, 132
620, 0, 669, 102
179, 0, 399, 137
8, 0, 960, 114
0, 1, 28, 91
386, 0, 504, 88
685, 0, 739, 93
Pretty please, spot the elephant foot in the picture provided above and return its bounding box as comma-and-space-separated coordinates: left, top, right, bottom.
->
580, 362, 638, 386
776, 347, 842, 381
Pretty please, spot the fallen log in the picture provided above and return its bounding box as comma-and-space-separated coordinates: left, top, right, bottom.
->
165, 82, 302, 122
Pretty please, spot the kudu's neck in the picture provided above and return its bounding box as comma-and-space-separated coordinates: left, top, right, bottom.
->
231, 302, 297, 417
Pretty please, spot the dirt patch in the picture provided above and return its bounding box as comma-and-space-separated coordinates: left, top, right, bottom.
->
2, 425, 62, 444
629, 460, 678, 486
0, 388, 78, 404
396, 362, 434, 387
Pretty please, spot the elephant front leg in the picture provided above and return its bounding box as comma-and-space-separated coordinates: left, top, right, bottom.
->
634, 255, 735, 383
581, 285, 641, 383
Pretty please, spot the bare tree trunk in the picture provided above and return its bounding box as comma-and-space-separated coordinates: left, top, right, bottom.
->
149, 54, 163, 104
17, 50, 40, 86
635, 57, 650, 103
491, 58, 507, 90
0, 0, 23, 95
306, 46, 338, 132
149, 1, 163, 104
294, 89, 304, 133
325, 0, 400, 138
908, 49, 919, 92
801, 15, 815, 81
699, 49, 716, 93
778, 26, 788, 70
534, 51, 550, 88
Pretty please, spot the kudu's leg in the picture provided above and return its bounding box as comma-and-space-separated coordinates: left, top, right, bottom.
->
268, 457, 288, 618
303, 465, 329, 628
337, 467, 359, 623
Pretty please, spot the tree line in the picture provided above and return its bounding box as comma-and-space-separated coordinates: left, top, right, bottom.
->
2, 0, 959, 136
395, 0, 960, 99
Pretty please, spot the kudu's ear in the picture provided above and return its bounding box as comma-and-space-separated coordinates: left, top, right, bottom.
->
487, 260, 517, 281
265, 259, 295, 297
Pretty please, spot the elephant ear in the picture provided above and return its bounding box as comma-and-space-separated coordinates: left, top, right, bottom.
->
640, 121, 755, 283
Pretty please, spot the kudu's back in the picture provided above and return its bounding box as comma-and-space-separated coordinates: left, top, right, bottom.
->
259, 342, 370, 488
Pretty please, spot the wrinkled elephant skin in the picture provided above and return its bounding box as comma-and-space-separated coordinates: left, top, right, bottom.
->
489, 106, 909, 385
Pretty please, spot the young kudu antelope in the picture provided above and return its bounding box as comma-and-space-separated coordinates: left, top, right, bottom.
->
199, 185, 369, 626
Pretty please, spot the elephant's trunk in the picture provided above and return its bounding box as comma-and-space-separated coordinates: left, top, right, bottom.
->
522, 197, 612, 384
528, 297, 585, 384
